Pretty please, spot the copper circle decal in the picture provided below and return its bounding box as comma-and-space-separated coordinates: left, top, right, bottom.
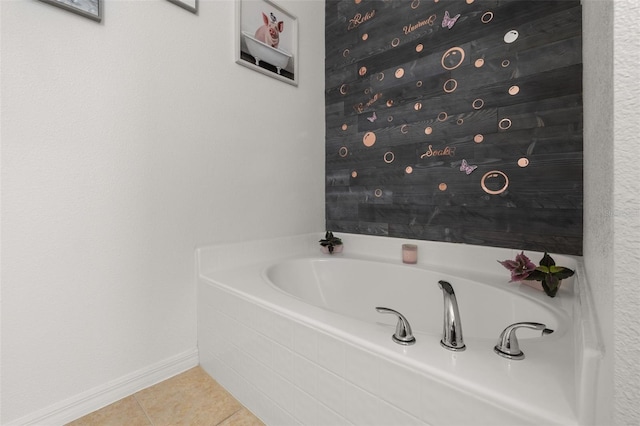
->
437, 112, 448, 121
363, 132, 376, 147
498, 118, 512, 130
341, 124, 348, 131
384, 152, 395, 163
405, 166, 414, 174
441, 47, 465, 70
509, 85, 520, 95
416, 43, 424, 52
518, 157, 530, 167
481, 171, 509, 195
374, 188, 383, 197
391, 38, 400, 47
443, 79, 458, 93
472, 98, 484, 110
474, 58, 485, 68
339, 146, 348, 157
414, 102, 422, 111
351, 170, 358, 178
395, 68, 405, 78
439, 183, 448, 191
362, 33, 369, 41
386, 100, 394, 107
457, 118, 464, 125
474, 134, 484, 143
359, 66, 367, 76
425, 126, 433, 135
481, 11, 494, 23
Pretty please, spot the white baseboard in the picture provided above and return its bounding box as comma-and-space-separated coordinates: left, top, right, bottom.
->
5, 348, 199, 426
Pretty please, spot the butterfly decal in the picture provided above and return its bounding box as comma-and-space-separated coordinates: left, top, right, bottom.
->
459, 159, 478, 175
442, 11, 460, 29
367, 111, 377, 123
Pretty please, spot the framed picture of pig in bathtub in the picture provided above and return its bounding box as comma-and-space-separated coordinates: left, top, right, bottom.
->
236, 0, 298, 86
38, 0, 101, 22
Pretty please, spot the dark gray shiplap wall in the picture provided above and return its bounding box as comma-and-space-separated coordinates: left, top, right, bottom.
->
325, 0, 583, 255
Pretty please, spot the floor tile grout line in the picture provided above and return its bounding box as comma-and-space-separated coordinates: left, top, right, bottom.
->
214, 407, 243, 426
133, 393, 155, 426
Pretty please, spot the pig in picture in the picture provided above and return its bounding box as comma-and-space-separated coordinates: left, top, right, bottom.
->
255, 12, 283, 48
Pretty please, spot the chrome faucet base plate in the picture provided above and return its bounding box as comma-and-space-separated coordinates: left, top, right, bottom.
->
441, 340, 466, 351
493, 346, 524, 360
393, 335, 416, 345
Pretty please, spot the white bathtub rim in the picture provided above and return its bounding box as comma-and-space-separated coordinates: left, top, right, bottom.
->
196, 232, 580, 283
241, 31, 292, 57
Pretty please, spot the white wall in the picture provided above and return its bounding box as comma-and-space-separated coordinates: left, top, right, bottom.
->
583, 0, 640, 424
611, 1, 640, 423
582, 1, 614, 423
0, 0, 325, 423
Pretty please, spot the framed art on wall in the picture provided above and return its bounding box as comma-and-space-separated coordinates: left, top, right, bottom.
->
236, 0, 298, 86
167, 0, 198, 14
39, 0, 101, 22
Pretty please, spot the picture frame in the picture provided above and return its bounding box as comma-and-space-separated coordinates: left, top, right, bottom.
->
235, 0, 298, 86
39, 0, 101, 22
167, 0, 198, 14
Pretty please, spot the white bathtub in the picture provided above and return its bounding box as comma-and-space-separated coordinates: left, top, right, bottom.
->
242, 31, 291, 73
197, 234, 602, 425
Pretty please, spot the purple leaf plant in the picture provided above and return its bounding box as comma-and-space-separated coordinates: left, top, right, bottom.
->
498, 251, 575, 298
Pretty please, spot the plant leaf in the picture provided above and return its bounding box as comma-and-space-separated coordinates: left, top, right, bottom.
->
539, 252, 556, 268
541, 282, 557, 298
526, 269, 546, 281
535, 265, 550, 274
541, 275, 560, 297
553, 267, 575, 280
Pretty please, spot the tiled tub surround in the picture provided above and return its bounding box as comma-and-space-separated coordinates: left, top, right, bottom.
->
197, 234, 601, 425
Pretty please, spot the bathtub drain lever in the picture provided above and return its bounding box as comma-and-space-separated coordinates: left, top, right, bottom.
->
375, 307, 416, 345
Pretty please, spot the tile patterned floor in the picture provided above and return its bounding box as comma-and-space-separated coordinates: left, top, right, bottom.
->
67, 366, 264, 426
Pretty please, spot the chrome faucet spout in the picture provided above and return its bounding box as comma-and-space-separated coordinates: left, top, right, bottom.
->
438, 280, 465, 351
439, 280, 455, 295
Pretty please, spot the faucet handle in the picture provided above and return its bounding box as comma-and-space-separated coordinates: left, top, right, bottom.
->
494, 322, 554, 360
376, 307, 416, 345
